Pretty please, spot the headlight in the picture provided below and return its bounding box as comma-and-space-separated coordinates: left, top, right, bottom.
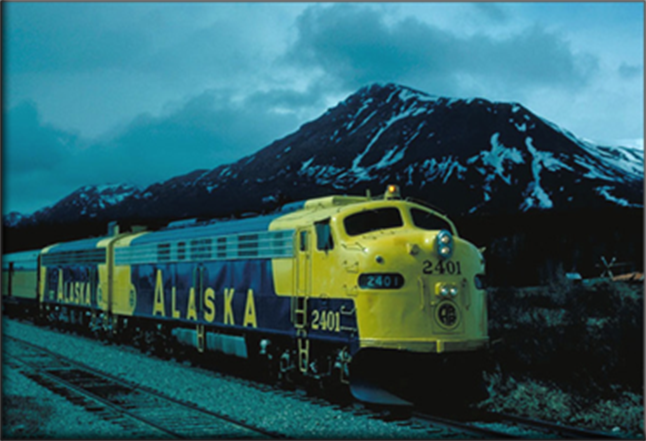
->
436, 230, 453, 259
436, 282, 458, 297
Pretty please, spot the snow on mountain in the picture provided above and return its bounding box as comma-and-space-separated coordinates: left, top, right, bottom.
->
5, 83, 643, 226
20, 183, 142, 225
2, 212, 29, 228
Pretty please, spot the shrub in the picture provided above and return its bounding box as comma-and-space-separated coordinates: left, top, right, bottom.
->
486, 281, 643, 400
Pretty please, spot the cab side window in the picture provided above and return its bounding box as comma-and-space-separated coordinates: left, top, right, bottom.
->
315, 219, 334, 251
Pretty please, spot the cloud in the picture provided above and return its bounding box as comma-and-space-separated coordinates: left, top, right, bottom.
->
3, 101, 82, 214
618, 63, 643, 80
470, 3, 509, 23
4, 3, 310, 137
3, 101, 78, 173
5, 3, 152, 74
89, 89, 304, 184
285, 4, 599, 97
2, 3, 639, 215
2, 89, 307, 214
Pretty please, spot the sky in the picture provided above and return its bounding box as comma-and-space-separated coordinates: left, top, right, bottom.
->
3, 2, 644, 215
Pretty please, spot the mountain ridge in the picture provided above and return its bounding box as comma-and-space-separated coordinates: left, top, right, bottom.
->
4, 83, 643, 228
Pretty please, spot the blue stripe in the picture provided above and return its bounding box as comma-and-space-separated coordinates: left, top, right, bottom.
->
129, 259, 359, 346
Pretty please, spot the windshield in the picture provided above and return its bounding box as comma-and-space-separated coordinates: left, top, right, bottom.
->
344, 208, 403, 236
410, 208, 452, 232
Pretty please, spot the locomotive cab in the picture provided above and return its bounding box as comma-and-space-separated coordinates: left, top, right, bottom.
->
326, 187, 489, 405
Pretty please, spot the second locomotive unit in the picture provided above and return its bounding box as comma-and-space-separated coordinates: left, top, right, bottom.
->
7, 185, 488, 405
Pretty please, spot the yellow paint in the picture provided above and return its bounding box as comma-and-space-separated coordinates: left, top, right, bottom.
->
266, 191, 487, 354
243, 289, 257, 328
204, 288, 216, 322
111, 232, 149, 316
38, 243, 59, 302
79, 283, 85, 305
223, 288, 235, 325
39, 267, 48, 302
171, 286, 181, 318
153, 269, 166, 317
2, 268, 39, 301
57, 270, 64, 302
186, 287, 197, 321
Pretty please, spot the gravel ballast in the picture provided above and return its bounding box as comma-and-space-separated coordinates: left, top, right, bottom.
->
2, 319, 442, 439
2, 351, 125, 439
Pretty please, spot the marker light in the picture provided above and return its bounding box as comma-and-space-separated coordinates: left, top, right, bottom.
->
436, 230, 454, 259
384, 184, 401, 200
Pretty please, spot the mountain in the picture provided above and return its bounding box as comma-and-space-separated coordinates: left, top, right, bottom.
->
2, 212, 30, 228
3, 83, 643, 228
27, 184, 141, 225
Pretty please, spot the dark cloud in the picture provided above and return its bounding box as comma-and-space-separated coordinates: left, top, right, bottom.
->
3, 101, 78, 173
470, 3, 509, 23
285, 5, 412, 87
90, 89, 303, 185
2, 2, 639, 215
3, 101, 82, 214
3, 90, 304, 214
286, 4, 598, 95
55, 90, 298, 190
618, 63, 643, 80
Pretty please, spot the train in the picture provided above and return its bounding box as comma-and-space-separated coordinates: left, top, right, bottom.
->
2, 185, 489, 406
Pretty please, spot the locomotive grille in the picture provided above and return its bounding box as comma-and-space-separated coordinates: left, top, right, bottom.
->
42, 249, 107, 266
115, 230, 294, 265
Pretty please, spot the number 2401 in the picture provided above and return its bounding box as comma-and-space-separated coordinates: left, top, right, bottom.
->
311, 310, 341, 332
423, 259, 462, 275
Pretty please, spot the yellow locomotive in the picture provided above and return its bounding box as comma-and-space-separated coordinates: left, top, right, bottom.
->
270, 184, 488, 404
4, 185, 488, 406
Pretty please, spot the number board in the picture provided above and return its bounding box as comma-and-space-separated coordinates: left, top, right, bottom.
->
358, 273, 404, 290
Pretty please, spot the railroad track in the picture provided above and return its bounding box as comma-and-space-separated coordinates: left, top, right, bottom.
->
412, 411, 521, 439
412, 409, 620, 439
4, 336, 286, 439
491, 412, 622, 439
3, 324, 631, 439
